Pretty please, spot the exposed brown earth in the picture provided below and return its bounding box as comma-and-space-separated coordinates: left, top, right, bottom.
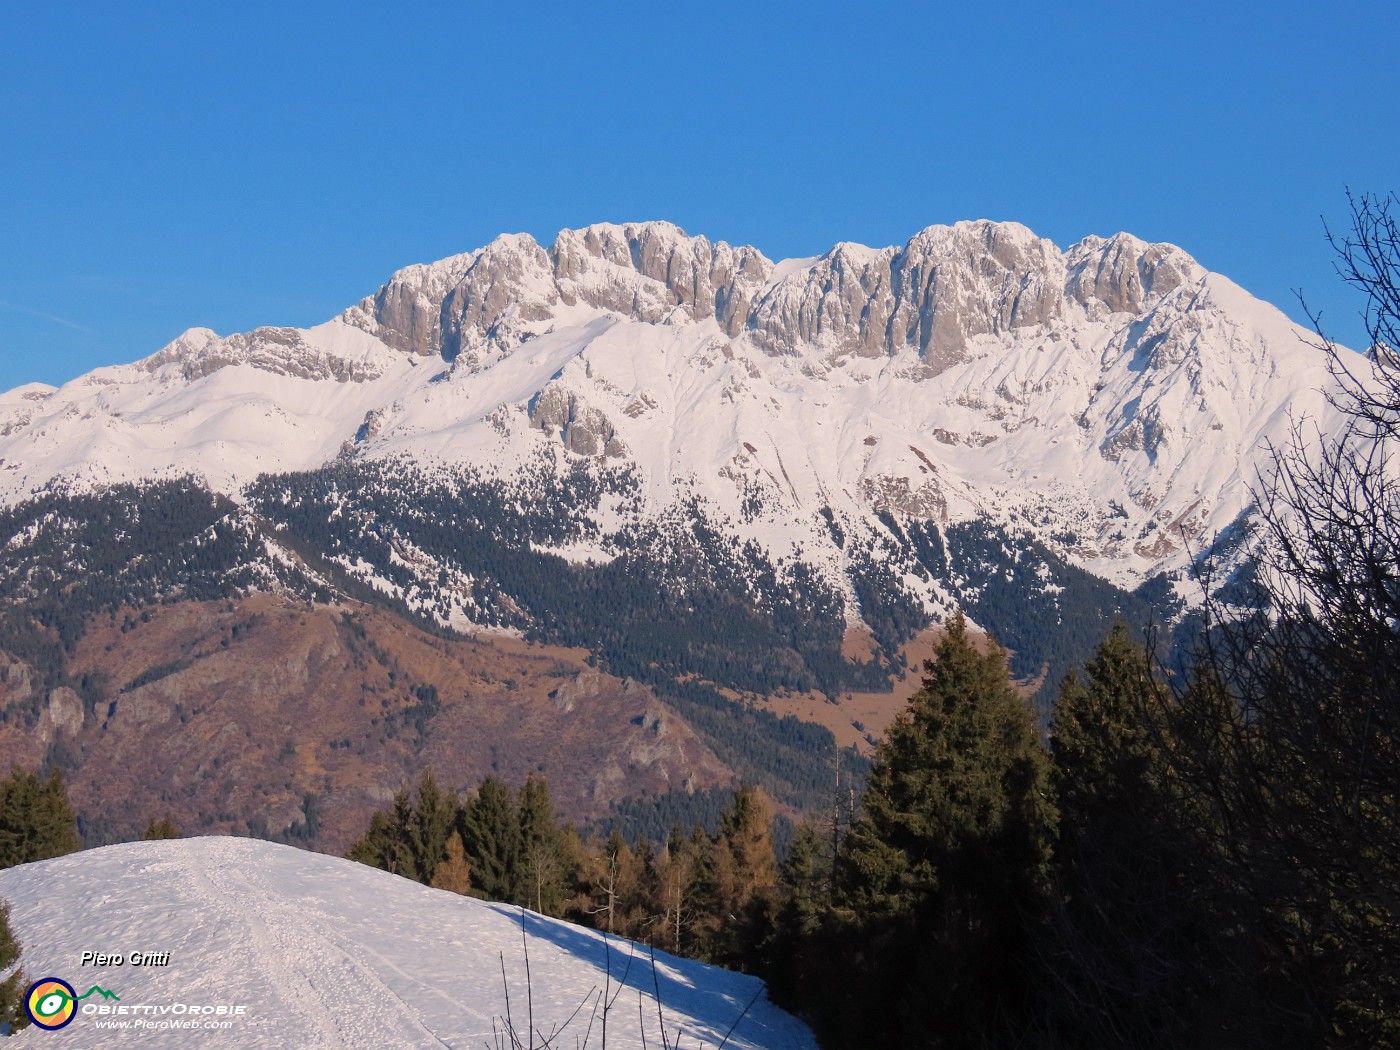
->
0, 595, 1039, 851
753, 626, 1041, 755
0, 594, 731, 852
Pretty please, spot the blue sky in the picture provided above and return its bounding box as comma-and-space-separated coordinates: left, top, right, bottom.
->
1, 2, 1396, 392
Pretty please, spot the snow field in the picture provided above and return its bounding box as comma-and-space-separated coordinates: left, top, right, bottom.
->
0, 838, 815, 1049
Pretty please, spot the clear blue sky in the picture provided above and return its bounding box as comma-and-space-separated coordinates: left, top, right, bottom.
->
2, 1, 1396, 391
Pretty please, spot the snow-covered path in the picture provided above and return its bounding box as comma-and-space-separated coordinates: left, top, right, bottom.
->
0, 838, 815, 1049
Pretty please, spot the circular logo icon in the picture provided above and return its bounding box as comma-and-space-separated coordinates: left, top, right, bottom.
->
25, 977, 78, 1030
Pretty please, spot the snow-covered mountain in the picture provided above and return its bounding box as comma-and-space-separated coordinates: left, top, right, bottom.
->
0, 837, 814, 1048
0, 219, 1348, 671
0, 221, 1339, 585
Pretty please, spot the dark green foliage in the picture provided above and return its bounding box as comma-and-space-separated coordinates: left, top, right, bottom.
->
796, 612, 1056, 1048
516, 776, 569, 915
1041, 624, 1221, 1049
0, 480, 292, 706
933, 519, 1177, 694
141, 816, 180, 840
847, 553, 928, 655
460, 776, 521, 903
638, 680, 862, 809
409, 771, 452, 879
0, 767, 81, 869
593, 786, 740, 845
760, 818, 834, 1007
0, 900, 27, 1034
351, 792, 421, 880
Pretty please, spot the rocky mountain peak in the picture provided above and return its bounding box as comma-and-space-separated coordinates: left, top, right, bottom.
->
0, 215, 1340, 608
331, 219, 1213, 382
143, 324, 390, 383
1066, 232, 1203, 317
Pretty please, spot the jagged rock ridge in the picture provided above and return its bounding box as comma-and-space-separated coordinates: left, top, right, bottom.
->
0, 218, 1348, 626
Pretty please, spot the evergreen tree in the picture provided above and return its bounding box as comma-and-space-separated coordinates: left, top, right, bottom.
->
0, 900, 27, 1034
346, 810, 397, 872
776, 819, 829, 938
345, 788, 420, 880
824, 611, 1056, 1048
410, 770, 456, 884
460, 776, 520, 903
1043, 623, 1215, 1049
0, 767, 80, 869
142, 816, 180, 840
517, 776, 569, 915
345, 770, 464, 887
763, 819, 830, 1003
1162, 663, 1295, 1044
381, 789, 422, 881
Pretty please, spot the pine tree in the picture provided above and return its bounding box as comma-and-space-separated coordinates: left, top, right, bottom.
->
763, 818, 830, 1003
0, 767, 81, 869
346, 810, 396, 871
705, 785, 778, 968
461, 776, 520, 903
776, 819, 829, 938
517, 776, 569, 915
1152, 662, 1315, 1046
1044, 622, 1210, 1048
382, 789, 421, 881
410, 770, 455, 883
0, 900, 27, 1034
142, 816, 180, 840
827, 611, 1056, 1048
345, 788, 420, 880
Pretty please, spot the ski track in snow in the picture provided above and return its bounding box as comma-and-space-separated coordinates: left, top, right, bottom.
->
0, 838, 816, 1050
188, 839, 451, 1048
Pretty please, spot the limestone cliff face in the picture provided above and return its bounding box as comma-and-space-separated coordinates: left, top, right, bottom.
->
552, 222, 773, 334
335, 219, 1202, 380
747, 222, 1071, 369
343, 251, 480, 358
0, 215, 1326, 593
528, 386, 627, 458
135, 219, 1207, 393
143, 326, 390, 382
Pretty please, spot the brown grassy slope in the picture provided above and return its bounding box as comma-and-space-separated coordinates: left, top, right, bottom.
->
754, 626, 1042, 755
0, 593, 731, 852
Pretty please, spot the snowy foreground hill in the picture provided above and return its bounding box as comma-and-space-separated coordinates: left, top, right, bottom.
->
0, 838, 815, 1049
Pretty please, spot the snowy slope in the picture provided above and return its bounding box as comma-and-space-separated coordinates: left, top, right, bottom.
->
0, 219, 1355, 615
0, 838, 815, 1049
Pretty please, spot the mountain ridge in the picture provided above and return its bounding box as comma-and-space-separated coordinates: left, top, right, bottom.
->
0, 218, 1342, 598
0, 216, 1341, 844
